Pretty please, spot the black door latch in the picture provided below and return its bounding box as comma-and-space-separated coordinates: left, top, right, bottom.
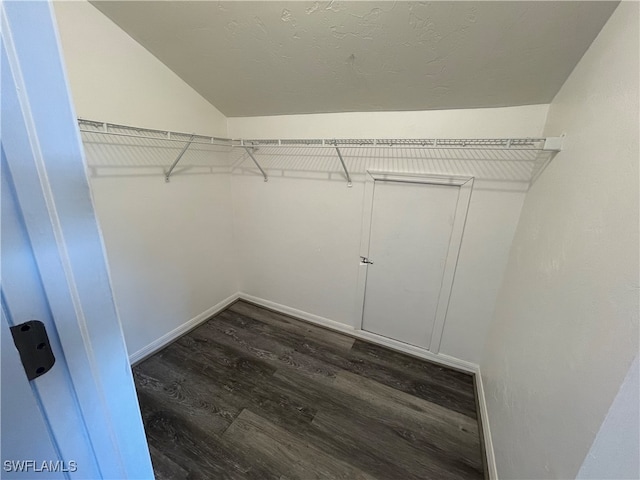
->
10, 320, 56, 381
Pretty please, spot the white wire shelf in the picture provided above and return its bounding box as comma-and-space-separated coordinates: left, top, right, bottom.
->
78, 118, 234, 147
239, 137, 549, 150
77, 118, 563, 186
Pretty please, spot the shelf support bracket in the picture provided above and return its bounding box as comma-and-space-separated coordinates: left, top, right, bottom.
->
333, 142, 353, 187
530, 134, 566, 187
243, 146, 268, 182
542, 135, 565, 152
165, 135, 194, 182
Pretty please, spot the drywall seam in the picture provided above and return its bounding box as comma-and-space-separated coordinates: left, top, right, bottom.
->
128, 293, 239, 365
239, 292, 478, 373
475, 368, 498, 479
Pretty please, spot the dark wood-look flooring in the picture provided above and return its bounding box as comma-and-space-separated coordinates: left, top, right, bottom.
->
133, 300, 485, 480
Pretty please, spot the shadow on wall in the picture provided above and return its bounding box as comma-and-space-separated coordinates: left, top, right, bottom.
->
81, 132, 554, 192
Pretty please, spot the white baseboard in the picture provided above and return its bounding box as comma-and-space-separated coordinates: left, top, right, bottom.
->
239, 292, 357, 334
474, 365, 498, 479
128, 293, 239, 365
356, 330, 478, 373
238, 292, 477, 373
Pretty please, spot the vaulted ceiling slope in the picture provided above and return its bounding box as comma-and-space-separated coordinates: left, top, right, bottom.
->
91, 1, 617, 117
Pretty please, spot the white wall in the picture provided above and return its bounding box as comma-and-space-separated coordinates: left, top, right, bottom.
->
578, 356, 640, 480
53, 1, 237, 358
228, 105, 549, 139
481, 3, 639, 479
229, 105, 549, 364
85, 168, 237, 358
53, 0, 227, 136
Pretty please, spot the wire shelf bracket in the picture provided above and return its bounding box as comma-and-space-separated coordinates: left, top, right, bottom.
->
333, 141, 353, 187
530, 134, 565, 186
241, 143, 268, 182
165, 135, 195, 182
542, 135, 565, 152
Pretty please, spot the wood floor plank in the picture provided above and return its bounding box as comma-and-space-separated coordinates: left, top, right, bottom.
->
214, 310, 349, 377
134, 303, 486, 479
230, 302, 472, 390
156, 344, 432, 479
272, 367, 483, 477
147, 347, 410, 479
138, 391, 276, 480
175, 332, 277, 379
334, 370, 478, 433
134, 355, 238, 434
223, 409, 376, 480
155, 341, 317, 430
147, 444, 190, 480
333, 370, 480, 464
229, 301, 355, 352
218, 309, 349, 360
350, 340, 474, 387
347, 340, 477, 418
213, 308, 477, 418
197, 312, 341, 378
311, 409, 478, 480
148, 337, 440, 479
213, 367, 428, 480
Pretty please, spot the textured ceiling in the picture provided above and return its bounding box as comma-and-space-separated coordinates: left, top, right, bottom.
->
91, 1, 617, 117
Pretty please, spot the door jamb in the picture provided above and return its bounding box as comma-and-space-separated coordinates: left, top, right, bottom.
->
1, 3, 153, 477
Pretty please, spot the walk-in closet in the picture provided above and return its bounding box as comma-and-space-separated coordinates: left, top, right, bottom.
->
2, 1, 638, 479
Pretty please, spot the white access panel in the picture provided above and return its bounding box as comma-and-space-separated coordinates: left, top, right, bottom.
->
362, 180, 460, 349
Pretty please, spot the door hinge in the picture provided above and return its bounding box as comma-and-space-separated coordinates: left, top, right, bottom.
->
10, 320, 56, 381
